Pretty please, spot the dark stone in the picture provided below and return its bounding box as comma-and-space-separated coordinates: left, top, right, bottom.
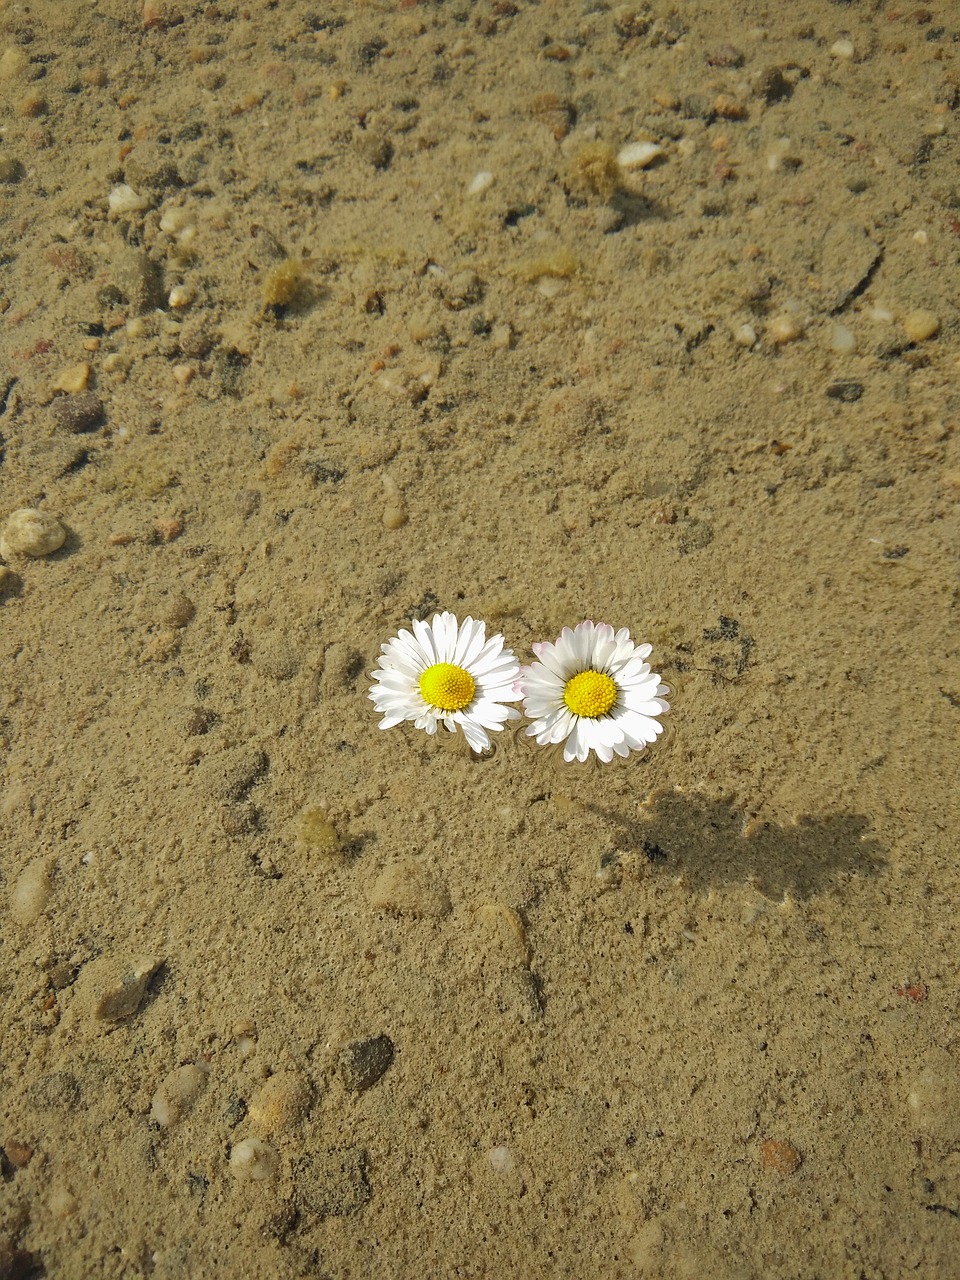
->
339, 1034, 394, 1092
52, 391, 104, 433
825, 380, 863, 403
753, 66, 791, 104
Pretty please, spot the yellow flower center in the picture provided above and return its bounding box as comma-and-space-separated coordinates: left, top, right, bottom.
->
564, 669, 617, 719
419, 662, 476, 712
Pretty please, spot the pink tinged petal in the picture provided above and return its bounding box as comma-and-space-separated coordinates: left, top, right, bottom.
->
531, 644, 569, 680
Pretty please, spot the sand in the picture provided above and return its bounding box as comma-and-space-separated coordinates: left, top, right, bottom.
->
1, 1, 959, 1276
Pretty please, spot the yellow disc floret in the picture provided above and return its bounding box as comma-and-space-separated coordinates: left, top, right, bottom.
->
563, 669, 617, 719
419, 662, 476, 712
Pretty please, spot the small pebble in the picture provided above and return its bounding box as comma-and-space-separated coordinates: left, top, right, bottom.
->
767, 313, 804, 345
53, 363, 91, 394
248, 1071, 313, 1134
382, 506, 408, 530
338, 1035, 395, 1093
230, 1137, 279, 1182
294, 805, 342, 861
825, 380, 863, 402
167, 284, 194, 308
0, 156, 25, 184
3, 1139, 33, 1169
154, 516, 184, 543
0, 509, 66, 559
9, 858, 52, 926
828, 322, 857, 355
830, 38, 855, 59
479, 902, 531, 968
164, 593, 195, 629
466, 170, 494, 196
108, 183, 150, 217
159, 206, 194, 233
760, 1139, 801, 1174
369, 860, 451, 917
94, 956, 164, 1022
150, 1064, 208, 1127
733, 322, 757, 348
52, 392, 104, 433
617, 141, 664, 170
902, 309, 940, 342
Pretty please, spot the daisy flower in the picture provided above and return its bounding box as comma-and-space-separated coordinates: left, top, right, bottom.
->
521, 621, 670, 764
369, 611, 521, 754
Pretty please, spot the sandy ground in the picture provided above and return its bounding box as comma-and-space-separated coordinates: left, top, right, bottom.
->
1, 1, 959, 1276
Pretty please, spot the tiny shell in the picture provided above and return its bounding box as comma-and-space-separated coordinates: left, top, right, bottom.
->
617, 141, 664, 170
230, 1137, 279, 1181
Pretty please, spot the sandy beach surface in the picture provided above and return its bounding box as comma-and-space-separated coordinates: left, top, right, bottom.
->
2, 1, 959, 1276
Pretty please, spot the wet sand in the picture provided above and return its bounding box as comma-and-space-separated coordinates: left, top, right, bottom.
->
2, 2, 959, 1276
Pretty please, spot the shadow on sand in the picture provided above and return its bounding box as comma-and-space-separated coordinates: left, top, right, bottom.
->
590, 788, 885, 901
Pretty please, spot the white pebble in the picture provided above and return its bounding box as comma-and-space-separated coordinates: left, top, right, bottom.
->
108, 183, 150, 216
168, 284, 194, 308
150, 1064, 209, 1127
617, 141, 664, 170
0, 508, 66, 559
828, 322, 857, 355
733, 322, 757, 348
230, 1137, 279, 1182
767, 313, 804, 345
830, 38, 855, 60
159, 206, 194, 233
466, 171, 494, 197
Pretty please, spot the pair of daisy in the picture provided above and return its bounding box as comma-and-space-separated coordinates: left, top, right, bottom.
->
369, 611, 670, 764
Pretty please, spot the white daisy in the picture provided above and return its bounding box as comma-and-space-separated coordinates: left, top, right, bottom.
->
521, 621, 670, 764
369, 611, 521, 754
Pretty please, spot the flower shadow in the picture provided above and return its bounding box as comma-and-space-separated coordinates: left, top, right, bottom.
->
591, 788, 886, 900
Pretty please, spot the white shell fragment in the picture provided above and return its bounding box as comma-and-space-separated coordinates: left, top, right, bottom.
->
617, 141, 665, 170
94, 956, 164, 1022
108, 183, 150, 216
